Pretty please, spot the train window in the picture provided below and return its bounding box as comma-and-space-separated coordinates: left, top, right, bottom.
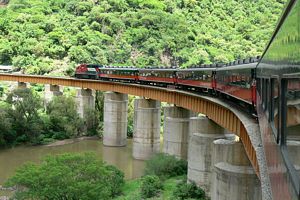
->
270, 79, 279, 140
256, 78, 261, 95
262, 79, 266, 110
266, 79, 270, 112
281, 78, 300, 193
285, 79, 300, 141
261, 79, 269, 111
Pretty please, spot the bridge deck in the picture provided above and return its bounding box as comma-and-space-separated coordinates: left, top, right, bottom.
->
0, 73, 269, 194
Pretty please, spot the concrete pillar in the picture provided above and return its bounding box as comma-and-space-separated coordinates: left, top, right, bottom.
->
17, 82, 27, 89
133, 98, 160, 160
75, 88, 95, 118
187, 116, 225, 195
212, 162, 262, 200
103, 92, 128, 147
163, 106, 194, 159
211, 139, 251, 167
211, 138, 261, 200
44, 84, 63, 105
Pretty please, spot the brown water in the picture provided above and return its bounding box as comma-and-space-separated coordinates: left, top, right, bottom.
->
0, 138, 145, 187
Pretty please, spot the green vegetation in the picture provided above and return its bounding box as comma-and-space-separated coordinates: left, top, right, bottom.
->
0, 0, 286, 74
5, 153, 125, 200
5, 152, 206, 199
117, 176, 207, 200
173, 179, 207, 200
144, 153, 188, 180
116, 153, 204, 199
46, 95, 84, 138
0, 88, 99, 147
140, 175, 163, 198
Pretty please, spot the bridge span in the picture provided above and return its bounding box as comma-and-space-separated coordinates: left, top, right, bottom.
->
0, 72, 267, 199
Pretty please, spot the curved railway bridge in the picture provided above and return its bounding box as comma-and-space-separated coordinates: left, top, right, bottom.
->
1, 0, 300, 199
0, 73, 266, 199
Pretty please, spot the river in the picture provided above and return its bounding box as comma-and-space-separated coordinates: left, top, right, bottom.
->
0, 138, 145, 196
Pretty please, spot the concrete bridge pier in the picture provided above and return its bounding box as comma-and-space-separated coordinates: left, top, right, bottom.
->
187, 116, 225, 195
210, 138, 261, 200
44, 84, 63, 105
103, 92, 128, 147
75, 88, 95, 118
17, 82, 27, 89
133, 98, 160, 160
163, 106, 195, 159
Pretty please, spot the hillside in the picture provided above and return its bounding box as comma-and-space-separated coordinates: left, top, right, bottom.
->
0, 0, 287, 75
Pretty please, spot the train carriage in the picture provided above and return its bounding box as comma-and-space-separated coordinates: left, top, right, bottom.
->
176, 65, 216, 92
215, 58, 258, 107
99, 67, 139, 82
138, 68, 177, 86
256, 0, 300, 199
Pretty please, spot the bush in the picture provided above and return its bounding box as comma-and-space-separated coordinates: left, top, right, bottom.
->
173, 179, 206, 200
5, 153, 125, 200
144, 153, 187, 179
140, 175, 163, 198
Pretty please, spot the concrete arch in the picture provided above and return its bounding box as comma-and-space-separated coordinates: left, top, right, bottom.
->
0, 73, 260, 177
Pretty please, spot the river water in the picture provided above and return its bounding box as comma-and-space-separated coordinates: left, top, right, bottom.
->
0, 138, 145, 191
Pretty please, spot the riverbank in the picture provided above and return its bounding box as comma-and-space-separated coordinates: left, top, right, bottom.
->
45, 136, 99, 147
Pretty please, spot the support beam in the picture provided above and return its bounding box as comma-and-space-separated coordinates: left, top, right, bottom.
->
211, 138, 261, 200
75, 88, 95, 118
187, 116, 225, 195
103, 92, 128, 147
133, 98, 160, 160
44, 84, 63, 105
163, 106, 194, 159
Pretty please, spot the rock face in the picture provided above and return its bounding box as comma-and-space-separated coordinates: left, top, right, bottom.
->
0, 0, 9, 5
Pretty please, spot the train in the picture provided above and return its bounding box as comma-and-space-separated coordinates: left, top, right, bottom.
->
75, 57, 259, 113
75, 0, 300, 199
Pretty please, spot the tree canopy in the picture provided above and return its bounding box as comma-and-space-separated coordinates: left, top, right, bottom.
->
0, 0, 287, 74
5, 153, 125, 200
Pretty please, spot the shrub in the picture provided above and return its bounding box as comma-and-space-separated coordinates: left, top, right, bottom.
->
173, 179, 206, 200
140, 175, 163, 198
144, 153, 187, 179
5, 153, 125, 200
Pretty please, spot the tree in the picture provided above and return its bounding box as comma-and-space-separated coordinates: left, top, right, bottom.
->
6, 88, 44, 144
46, 95, 83, 139
0, 102, 14, 146
5, 153, 125, 200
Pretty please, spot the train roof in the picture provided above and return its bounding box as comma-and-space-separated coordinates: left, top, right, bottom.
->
100, 66, 138, 70
216, 62, 258, 71
177, 68, 216, 72
138, 68, 177, 72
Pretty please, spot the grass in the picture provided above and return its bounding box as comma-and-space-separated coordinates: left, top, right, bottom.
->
115, 176, 185, 200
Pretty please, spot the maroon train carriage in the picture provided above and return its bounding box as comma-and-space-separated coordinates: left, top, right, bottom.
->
99, 66, 139, 82
74, 64, 101, 79
215, 58, 259, 110
176, 64, 217, 92
138, 67, 177, 86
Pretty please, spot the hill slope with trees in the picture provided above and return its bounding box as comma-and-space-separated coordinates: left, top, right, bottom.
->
0, 0, 287, 75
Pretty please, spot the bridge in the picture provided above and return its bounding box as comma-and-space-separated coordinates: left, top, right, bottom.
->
0, 72, 264, 199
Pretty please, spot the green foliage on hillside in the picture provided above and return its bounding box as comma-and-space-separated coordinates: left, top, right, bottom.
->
0, 0, 286, 73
